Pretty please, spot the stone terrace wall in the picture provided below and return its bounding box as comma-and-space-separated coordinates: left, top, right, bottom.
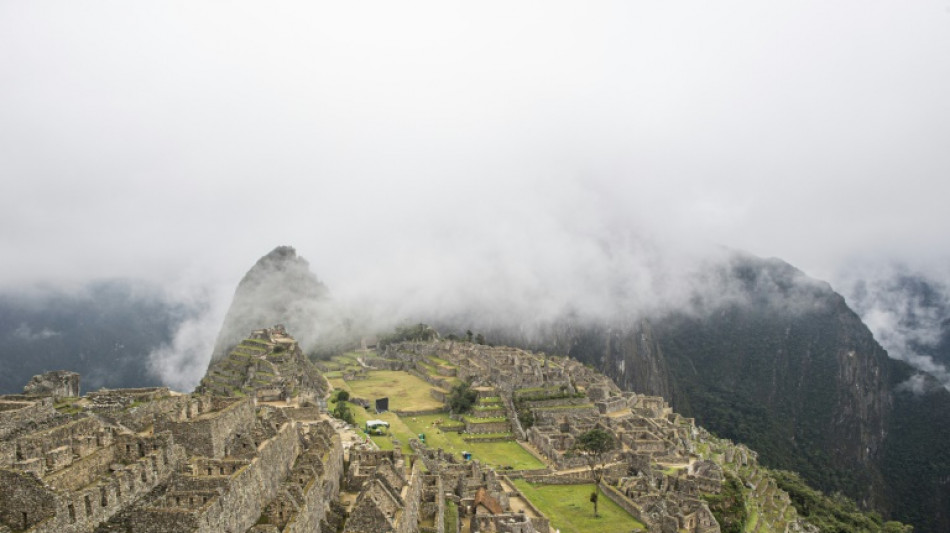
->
282, 426, 344, 533
0, 397, 56, 440
94, 396, 188, 434
107, 421, 300, 533
30, 432, 185, 533
193, 421, 300, 533
599, 483, 649, 528
154, 398, 254, 459
0, 468, 57, 531
396, 461, 426, 533
464, 420, 510, 434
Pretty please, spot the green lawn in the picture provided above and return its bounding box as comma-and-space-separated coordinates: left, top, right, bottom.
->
333, 370, 444, 412
512, 480, 646, 533
401, 414, 545, 470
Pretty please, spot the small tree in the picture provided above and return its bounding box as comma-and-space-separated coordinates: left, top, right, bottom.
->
448, 381, 478, 414
335, 390, 350, 402
331, 397, 355, 425
570, 428, 616, 517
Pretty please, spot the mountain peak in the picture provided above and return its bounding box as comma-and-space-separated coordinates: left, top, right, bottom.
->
210, 246, 330, 362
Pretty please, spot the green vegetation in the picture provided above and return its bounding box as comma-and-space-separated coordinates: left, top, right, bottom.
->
334, 370, 443, 412
703, 474, 748, 533
771, 470, 911, 533
570, 428, 616, 516
447, 381, 478, 414
400, 414, 544, 470
331, 399, 355, 425
512, 480, 646, 533
443, 499, 458, 533
378, 323, 438, 349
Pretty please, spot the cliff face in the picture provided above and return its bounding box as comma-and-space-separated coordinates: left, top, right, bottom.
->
559, 320, 675, 401
211, 246, 331, 362
649, 280, 893, 510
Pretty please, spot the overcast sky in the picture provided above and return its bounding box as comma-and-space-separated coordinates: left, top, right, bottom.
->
2, 1, 949, 310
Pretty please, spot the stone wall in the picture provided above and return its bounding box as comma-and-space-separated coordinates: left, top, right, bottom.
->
599, 482, 649, 528
394, 406, 445, 417
281, 428, 344, 533
522, 470, 593, 485
192, 421, 300, 533
464, 420, 510, 434
282, 407, 325, 421
108, 420, 300, 533
97, 396, 190, 433
396, 461, 425, 533
0, 469, 57, 531
502, 394, 526, 440
22, 432, 186, 533
0, 397, 56, 440
154, 398, 254, 459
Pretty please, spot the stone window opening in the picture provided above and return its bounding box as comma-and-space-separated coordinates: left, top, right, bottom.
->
68, 504, 76, 523
140, 469, 147, 483
84, 494, 92, 516
100, 486, 108, 507
21, 511, 28, 529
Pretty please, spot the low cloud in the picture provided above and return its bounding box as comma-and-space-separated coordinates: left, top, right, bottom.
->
838, 264, 950, 392
147, 302, 222, 392
12, 323, 60, 341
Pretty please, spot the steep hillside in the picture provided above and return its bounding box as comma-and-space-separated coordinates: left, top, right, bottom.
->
648, 264, 892, 508
210, 246, 333, 362
880, 363, 950, 532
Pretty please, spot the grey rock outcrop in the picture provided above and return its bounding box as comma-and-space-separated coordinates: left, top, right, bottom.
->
23, 370, 80, 398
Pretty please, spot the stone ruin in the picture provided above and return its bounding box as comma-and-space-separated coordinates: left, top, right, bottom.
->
372, 340, 816, 533
22, 371, 80, 399
198, 326, 328, 406
0, 327, 344, 533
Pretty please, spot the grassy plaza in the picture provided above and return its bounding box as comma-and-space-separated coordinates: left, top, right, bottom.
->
512, 480, 647, 533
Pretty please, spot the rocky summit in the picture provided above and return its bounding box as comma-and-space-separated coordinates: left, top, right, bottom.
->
210, 246, 331, 362
0, 323, 904, 533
